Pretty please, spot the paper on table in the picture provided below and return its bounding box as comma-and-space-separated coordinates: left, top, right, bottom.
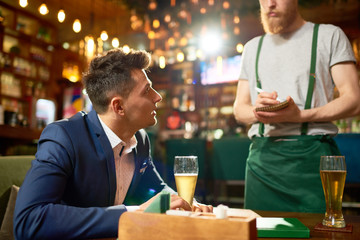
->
257, 217, 310, 238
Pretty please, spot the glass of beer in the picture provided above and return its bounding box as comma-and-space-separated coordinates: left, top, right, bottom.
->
320, 156, 347, 228
174, 156, 198, 206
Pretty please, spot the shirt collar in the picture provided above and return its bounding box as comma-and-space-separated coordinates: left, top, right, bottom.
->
97, 114, 137, 154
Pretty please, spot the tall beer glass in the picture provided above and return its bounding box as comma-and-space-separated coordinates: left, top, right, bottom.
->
174, 156, 198, 206
320, 156, 347, 228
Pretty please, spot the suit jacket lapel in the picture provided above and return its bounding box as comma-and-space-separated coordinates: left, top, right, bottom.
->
86, 110, 117, 205
124, 131, 151, 200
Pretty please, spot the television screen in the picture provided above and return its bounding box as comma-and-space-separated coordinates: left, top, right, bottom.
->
36, 99, 56, 126
200, 55, 241, 85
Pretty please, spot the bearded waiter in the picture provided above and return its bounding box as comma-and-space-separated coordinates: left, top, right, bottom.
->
233, 0, 360, 213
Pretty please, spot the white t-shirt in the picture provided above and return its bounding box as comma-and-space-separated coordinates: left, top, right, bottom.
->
239, 22, 356, 138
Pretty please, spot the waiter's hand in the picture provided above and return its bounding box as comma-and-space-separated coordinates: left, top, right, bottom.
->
254, 95, 302, 124
255, 90, 280, 108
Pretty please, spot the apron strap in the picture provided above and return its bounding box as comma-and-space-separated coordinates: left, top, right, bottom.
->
256, 35, 265, 136
255, 24, 320, 136
301, 23, 319, 135
256, 35, 265, 88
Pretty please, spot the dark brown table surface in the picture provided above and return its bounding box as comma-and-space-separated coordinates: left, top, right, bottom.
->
255, 210, 360, 240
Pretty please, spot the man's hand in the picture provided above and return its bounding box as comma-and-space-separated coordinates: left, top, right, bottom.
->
139, 193, 213, 213
192, 201, 213, 213
169, 194, 192, 211
139, 193, 192, 211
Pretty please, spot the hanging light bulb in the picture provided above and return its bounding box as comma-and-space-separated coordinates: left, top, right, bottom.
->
223, 1, 230, 9
176, 51, 185, 62
159, 56, 166, 69
73, 19, 81, 33
196, 49, 203, 59
179, 37, 188, 47
168, 37, 175, 47
236, 43, 244, 53
216, 56, 223, 75
164, 14, 171, 23
79, 40, 85, 55
233, 15, 240, 24
97, 37, 103, 54
57, 9, 66, 23
19, 0, 28, 8
112, 38, 120, 48
86, 36, 95, 59
39, 3, 49, 15
234, 26, 240, 35
148, 0, 157, 10
123, 45, 130, 54
100, 31, 108, 41
178, 9, 187, 19
148, 30, 155, 40
152, 19, 160, 29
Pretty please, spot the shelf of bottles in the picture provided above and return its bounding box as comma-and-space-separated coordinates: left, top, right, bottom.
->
335, 117, 360, 134
0, 3, 54, 129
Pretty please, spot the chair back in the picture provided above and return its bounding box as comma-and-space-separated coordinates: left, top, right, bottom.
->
0, 155, 34, 225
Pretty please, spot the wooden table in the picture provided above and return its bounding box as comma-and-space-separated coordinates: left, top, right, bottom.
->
256, 210, 360, 240
113, 209, 359, 240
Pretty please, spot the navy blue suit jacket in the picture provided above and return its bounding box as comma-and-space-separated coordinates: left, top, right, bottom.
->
14, 110, 172, 239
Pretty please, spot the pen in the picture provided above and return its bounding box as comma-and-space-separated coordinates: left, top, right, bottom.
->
255, 87, 284, 102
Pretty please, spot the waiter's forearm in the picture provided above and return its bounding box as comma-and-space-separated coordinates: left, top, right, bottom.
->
233, 102, 258, 125
300, 94, 360, 123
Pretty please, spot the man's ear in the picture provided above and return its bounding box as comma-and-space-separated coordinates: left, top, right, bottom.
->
111, 97, 125, 115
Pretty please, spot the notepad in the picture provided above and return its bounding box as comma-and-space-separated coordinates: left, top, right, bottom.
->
257, 217, 310, 238
255, 100, 289, 112
144, 191, 170, 213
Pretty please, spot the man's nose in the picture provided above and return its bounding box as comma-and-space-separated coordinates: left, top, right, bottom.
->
267, 0, 276, 7
154, 89, 162, 103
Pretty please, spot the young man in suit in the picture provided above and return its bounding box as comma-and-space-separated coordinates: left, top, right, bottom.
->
14, 48, 212, 240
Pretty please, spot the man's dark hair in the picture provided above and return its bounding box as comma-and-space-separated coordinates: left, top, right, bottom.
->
83, 48, 151, 113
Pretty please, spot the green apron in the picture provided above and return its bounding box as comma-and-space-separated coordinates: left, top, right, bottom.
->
244, 24, 341, 213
